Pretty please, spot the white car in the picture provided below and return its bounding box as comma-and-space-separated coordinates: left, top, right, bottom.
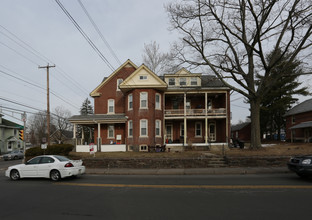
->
5, 155, 85, 181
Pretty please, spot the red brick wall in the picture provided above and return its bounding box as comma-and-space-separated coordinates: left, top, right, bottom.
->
285, 111, 312, 140
94, 66, 136, 114
126, 88, 164, 148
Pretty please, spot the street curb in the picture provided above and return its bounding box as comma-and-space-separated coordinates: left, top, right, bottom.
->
85, 167, 291, 175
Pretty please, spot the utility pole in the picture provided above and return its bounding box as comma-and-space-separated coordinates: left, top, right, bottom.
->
39, 64, 55, 146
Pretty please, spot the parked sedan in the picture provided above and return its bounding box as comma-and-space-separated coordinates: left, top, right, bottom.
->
5, 155, 85, 181
2, 150, 24, 161
287, 155, 312, 177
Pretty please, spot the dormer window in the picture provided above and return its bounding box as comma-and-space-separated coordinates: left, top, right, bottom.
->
191, 77, 197, 86
169, 78, 175, 86
180, 78, 186, 86
140, 75, 147, 80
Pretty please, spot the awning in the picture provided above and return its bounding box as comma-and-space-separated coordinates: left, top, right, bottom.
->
290, 121, 312, 129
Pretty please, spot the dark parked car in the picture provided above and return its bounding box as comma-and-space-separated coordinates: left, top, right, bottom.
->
2, 150, 24, 161
287, 155, 312, 177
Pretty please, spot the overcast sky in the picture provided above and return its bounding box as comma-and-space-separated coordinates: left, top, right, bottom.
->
1, 0, 309, 127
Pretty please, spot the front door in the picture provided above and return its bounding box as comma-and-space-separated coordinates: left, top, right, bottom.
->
166, 124, 173, 143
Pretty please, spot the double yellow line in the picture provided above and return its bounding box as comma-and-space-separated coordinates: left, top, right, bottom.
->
55, 182, 312, 189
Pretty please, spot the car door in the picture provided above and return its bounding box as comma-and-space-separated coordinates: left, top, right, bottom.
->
21, 156, 42, 177
37, 156, 55, 177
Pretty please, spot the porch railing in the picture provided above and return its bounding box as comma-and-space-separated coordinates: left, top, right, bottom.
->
164, 108, 226, 117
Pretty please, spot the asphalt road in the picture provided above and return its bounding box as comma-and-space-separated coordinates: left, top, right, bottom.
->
1, 161, 312, 220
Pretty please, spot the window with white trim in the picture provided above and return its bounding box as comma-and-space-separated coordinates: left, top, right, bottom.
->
128, 94, 133, 110
128, 120, 133, 137
140, 92, 148, 109
140, 75, 147, 80
169, 78, 175, 86
155, 120, 161, 137
155, 93, 161, 109
140, 145, 148, 152
108, 125, 114, 138
140, 119, 148, 137
108, 99, 114, 114
191, 77, 197, 85
117, 78, 123, 91
180, 123, 184, 137
195, 122, 202, 137
180, 78, 186, 86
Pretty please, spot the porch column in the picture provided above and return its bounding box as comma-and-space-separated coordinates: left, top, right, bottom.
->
81, 127, 85, 145
97, 123, 101, 151
205, 93, 208, 144
73, 124, 77, 146
184, 92, 187, 146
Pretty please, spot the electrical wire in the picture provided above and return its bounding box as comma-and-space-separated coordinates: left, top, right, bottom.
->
77, 0, 121, 65
55, 0, 115, 72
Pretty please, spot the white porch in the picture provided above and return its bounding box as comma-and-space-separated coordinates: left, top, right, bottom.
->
76, 144, 126, 152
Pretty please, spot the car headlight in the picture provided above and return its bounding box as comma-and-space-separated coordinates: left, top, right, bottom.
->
302, 159, 311, 165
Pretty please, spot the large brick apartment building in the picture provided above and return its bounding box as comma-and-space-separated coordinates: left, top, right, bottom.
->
69, 60, 231, 152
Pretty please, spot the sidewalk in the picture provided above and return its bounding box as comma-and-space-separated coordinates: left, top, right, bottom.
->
85, 167, 290, 175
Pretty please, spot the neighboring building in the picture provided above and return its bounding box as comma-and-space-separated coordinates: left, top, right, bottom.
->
284, 98, 312, 143
231, 122, 251, 142
69, 59, 231, 152
0, 114, 23, 154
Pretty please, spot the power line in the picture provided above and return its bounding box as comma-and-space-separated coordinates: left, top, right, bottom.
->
0, 25, 90, 97
0, 68, 80, 110
77, 0, 121, 65
55, 0, 115, 71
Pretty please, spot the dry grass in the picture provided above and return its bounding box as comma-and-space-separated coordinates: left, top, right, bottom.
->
69, 142, 312, 159
221, 142, 312, 157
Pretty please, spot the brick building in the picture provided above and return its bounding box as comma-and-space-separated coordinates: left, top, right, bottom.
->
69, 60, 231, 152
284, 98, 312, 142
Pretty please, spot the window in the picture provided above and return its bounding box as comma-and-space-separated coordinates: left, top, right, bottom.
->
128, 94, 133, 110
207, 99, 212, 110
140, 119, 148, 137
155, 93, 161, 109
140, 75, 147, 80
195, 122, 202, 137
292, 116, 296, 124
140, 92, 148, 109
180, 123, 184, 137
128, 120, 133, 137
108, 99, 114, 113
117, 78, 123, 91
140, 145, 148, 152
173, 101, 179, 109
180, 78, 186, 86
191, 77, 197, 85
155, 120, 161, 137
169, 78, 175, 86
108, 125, 114, 138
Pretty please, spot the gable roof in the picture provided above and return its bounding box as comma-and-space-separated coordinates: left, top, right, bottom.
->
0, 118, 23, 128
284, 98, 312, 117
119, 64, 167, 92
90, 59, 138, 97
231, 122, 250, 131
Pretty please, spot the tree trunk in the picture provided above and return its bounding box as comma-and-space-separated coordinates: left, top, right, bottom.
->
250, 99, 262, 149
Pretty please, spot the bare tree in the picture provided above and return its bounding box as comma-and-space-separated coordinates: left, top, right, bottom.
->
51, 106, 72, 144
28, 111, 47, 146
142, 41, 179, 74
167, 0, 312, 149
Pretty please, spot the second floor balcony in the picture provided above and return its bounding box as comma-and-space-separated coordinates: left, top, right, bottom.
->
164, 108, 226, 117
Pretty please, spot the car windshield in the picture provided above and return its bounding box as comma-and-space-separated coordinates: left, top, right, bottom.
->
54, 155, 70, 162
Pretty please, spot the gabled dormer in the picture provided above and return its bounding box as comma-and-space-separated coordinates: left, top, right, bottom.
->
119, 64, 167, 93
164, 68, 202, 87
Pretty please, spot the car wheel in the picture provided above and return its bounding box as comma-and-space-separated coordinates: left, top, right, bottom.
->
10, 169, 20, 181
50, 170, 61, 181
14, 156, 18, 160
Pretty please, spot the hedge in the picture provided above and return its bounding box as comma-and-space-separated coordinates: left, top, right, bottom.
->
26, 144, 74, 157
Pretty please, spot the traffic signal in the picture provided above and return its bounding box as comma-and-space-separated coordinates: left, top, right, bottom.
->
19, 130, 24, 141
